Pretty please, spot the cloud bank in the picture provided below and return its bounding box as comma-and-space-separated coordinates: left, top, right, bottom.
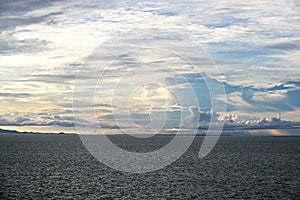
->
182, 106, 300, 130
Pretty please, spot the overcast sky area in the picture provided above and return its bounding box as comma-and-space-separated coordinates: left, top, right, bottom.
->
0, 0, 300, 134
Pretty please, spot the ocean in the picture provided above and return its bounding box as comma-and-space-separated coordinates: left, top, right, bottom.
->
1, 134, 299, 199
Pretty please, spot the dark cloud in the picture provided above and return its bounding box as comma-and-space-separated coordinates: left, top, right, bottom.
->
285, 80, 300, 87
0, 118, 10, 126
0, 92, 31, 97
267, 84, 294, 91
28, 74, 76, 84
0, 0, 64, 55
0, 0, 62, 30
0, 13, 61, 31
97, 123, 120, 129
0, 0, 51, 15
94, 103, 115, 108
264, 41, 300, 51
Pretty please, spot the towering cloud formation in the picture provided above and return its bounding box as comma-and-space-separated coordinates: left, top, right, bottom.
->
183, 106, 199, 128
183, 106, 220, 128
219, 114, 238, 123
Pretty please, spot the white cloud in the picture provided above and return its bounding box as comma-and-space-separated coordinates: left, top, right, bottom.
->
182, 105, 300, 130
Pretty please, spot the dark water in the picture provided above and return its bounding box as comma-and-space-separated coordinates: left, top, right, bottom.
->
0, 134, 299, 199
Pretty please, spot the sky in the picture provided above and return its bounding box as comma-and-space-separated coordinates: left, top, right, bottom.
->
0, 0, 300, 134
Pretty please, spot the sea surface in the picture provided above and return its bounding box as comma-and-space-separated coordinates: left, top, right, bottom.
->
0, 134, 299, 199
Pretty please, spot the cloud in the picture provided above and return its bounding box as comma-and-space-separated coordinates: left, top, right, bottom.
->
1, 0, 300, 131
183, 106, 220, 128
0, 113, 78, 127
168, 72, 300, 114
0, 111, 122, 131
264, 40, 300, 51
0, 0, 61, 30
0, 92, 31, 98
182, 105, 300, 130
238, 81, 300, 113
0, 37, 49, 55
